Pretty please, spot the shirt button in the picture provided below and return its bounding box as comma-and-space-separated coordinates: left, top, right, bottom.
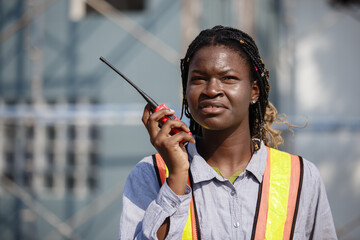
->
171, 202, 176, 208
233, 222, 240, 228
230, 191, 236, 196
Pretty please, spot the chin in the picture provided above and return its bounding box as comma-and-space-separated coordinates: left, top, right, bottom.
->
197, 117, 247, 134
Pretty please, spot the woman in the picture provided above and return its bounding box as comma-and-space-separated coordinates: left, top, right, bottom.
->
118, 26, 337, 239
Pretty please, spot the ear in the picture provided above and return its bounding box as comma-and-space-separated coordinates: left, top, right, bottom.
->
250, 80, 260, 104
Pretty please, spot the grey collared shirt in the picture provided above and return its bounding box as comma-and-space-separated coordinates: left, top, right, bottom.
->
119, 142, 337, 239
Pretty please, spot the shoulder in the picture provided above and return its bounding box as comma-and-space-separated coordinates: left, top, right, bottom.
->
123, 155, 160, 203
269, 148, 325, 197
266, 147, 326, 199
301, 157, 324, 189
125, 155, 158, 186
270, 147, 323, 185
266, 147, 323, 182
128, 155, 156, 176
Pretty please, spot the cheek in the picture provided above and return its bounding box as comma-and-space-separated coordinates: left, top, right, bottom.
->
227, 85, 253, 104
186, 87, 197, 112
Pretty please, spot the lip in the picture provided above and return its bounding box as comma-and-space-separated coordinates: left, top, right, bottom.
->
199, 101, 227, 115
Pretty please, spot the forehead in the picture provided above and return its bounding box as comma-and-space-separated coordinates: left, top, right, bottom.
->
189, 45, 249, 72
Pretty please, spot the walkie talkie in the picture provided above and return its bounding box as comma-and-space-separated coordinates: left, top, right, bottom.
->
100, 56, 192, 137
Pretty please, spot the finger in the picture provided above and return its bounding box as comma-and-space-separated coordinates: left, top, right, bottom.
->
142, 104, 162, 144
141, 104, 152, 127
177, 131, 196, 144
156, 120, 194, 145
148, 108, 175, 136
149, 108, 175, 122
166, 130, 196, 145
159, 119, 190, 135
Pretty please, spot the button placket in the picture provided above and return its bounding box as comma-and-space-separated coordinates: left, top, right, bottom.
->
230, 187, 240, 232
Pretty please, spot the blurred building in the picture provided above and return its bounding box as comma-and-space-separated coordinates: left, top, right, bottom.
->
0, 0, 359, 239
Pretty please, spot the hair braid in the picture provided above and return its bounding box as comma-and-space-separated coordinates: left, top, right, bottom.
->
180, 25, 288, 148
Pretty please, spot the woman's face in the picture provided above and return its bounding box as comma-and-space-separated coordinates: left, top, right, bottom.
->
186, 45, 259, 133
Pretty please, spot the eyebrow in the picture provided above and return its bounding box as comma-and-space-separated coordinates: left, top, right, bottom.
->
218, 69, 238, 76
189, 69, 206, 75
189, 69, 238, 75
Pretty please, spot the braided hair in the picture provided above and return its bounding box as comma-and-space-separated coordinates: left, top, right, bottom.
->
180, 25, 285, 148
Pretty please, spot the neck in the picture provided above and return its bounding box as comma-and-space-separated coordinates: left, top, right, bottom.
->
197, 126, 254, 178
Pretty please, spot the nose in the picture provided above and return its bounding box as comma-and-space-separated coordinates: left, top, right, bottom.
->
203, 78, 223, 98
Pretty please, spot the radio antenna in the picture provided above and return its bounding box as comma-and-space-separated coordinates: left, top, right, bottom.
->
100, 56, 158, 109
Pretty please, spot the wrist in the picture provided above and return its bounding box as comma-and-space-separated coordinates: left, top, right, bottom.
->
167, 171, 189, 195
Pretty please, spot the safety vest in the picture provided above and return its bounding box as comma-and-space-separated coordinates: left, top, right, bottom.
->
152, 146, 304, 240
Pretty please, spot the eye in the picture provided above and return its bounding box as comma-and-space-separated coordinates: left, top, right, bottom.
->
190, 76, 206, 84
222, 76, 239, 83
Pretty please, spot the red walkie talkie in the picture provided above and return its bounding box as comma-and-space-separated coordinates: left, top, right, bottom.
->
100, 57, 192, 138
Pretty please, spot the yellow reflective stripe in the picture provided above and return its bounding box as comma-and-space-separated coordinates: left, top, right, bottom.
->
165, 164, 169, 178
265, 148, 292, 240
182, 207, 193, 239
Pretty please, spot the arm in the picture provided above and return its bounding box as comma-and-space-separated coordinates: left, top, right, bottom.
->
141, 104, 196, 239
118, 157, 192, 240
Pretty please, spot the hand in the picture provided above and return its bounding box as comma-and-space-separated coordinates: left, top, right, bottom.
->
142, 104, 195, 195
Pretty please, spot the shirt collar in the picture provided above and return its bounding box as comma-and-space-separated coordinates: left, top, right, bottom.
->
187, 140, 267, 184
245, 141, 267, 183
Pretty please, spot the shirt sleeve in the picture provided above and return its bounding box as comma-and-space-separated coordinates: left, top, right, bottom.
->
118, 157, 192, 240
296, 159, 338, 240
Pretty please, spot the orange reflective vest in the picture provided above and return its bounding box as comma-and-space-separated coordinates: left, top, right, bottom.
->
152, 146, 304, 240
